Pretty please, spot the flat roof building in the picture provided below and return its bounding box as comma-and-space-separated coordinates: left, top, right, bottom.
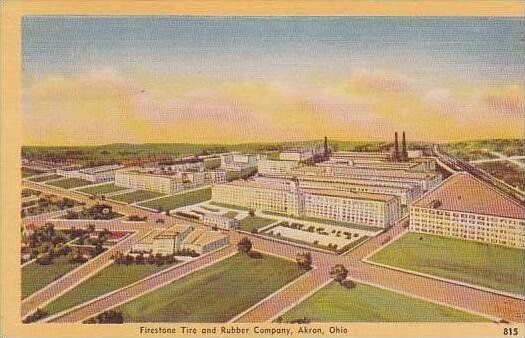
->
410, 173, 525, 248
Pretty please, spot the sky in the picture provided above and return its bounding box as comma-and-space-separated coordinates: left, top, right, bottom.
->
22, 16, 525, 145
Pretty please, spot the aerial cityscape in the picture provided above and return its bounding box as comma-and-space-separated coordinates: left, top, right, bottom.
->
19, 16, 524, 326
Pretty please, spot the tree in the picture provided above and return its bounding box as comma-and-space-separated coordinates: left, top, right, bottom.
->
237, 237, 252, 254
329, 264, 349, 283
248, 209, 255, 218
295, 252, 312, 270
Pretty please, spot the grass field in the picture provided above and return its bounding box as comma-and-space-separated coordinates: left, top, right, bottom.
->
78, 183, 127, 196
239, 216, 276, 232
208, 202, 252, 212
443, 139, 524, 161
281, 282, 490, 322
475, 162, 525, 191
22, 255, 81, 299
262, 211, 382, 232
110, 190, 163, 204
43, 263, 178, 316
369, 233, 525, 296
115, 253, 304, 322
47, 177, 93, 189
22, 167, 45, 178
28, 174, 63, 182
140, 187, 211, 211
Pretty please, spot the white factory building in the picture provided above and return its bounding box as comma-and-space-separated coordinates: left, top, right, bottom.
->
56, 164, 125, 183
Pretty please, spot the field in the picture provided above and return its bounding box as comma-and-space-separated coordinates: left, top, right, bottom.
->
443, 139, 524, 161
78, 183, 127, 196
28, 174, 62, 182
22, 255, 81, 299
369, 233, 525, 296
115, 253, 304, 322
223, 211, 238, 219
239, 216, 276, 232
21, 141, 389, 165
475, 162, 525, 191
47, 177, 93, 189
110, 190, 163, 204
140, 187, 211, 211
281, 282, 490, 322
225, 168, 257, 181
22, 167, 45, 178
43, 262, 178, 316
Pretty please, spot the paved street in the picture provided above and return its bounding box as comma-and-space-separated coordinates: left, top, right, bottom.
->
21, 180, 525, 323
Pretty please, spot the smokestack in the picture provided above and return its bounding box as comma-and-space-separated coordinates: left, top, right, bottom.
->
402, 131, 407, 161
394, 132, 399, 161
324, 136, 329, 157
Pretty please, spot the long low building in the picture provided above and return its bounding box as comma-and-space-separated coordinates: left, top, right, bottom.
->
410, 173, 525, 249
212, 178, 402, 228
183, 229, 229, 254
56, 164, 125, 183
294, 165, 441, 192
131, 224, 194, 255
115, 169, 208, 195
258, 159, 299, 176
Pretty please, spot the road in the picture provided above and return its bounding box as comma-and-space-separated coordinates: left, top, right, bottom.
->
21, 180, 525, 323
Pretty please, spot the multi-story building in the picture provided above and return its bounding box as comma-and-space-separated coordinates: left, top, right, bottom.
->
410, 173, 525, 249
131, 224, 194, 255
56, 164, 125, 183
200, 212, 240, 229
220, 153, 258, 171
258, 159, 299, 176
115, 169, 205, 195
182, 229, 229, 254
280, 149, 315, 162
302, 188, 402, 228
212, 178, 402, 228
212, 179, 303, 216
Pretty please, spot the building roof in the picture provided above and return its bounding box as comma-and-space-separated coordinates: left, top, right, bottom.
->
296, 165, 437, 180
227, 179, 292, 192
184, 229, 227, 246
303, 188, 396, 202
155, 224, 192, 239
413, 173, 525, 219
296, 174, 417, 189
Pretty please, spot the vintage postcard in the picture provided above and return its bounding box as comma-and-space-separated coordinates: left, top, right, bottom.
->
1, 1, 524, 337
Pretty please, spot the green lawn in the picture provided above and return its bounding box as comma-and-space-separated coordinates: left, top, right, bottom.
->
140, 187, 211, 211
28, 174, 63, 182
78, 183, 127, 196
223, 211, 238, 219
262, 211, 382, 232
369, 233, 525, 296
22, 168, 45, 178
110, 190, 163, 204
47, 177, 93, 189
115, 253, 304, 322
22, 255, 81, 299
209, 201, 252, 212
239, 216, 276, 232
281, 282, 490, 322
43, 262, 178, 316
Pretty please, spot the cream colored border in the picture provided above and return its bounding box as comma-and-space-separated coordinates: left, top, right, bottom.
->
2, 1, 524, 337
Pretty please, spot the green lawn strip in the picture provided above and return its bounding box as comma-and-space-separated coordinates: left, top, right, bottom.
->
47, 177, 93, 189
22, 255, 82, 299
43, 262, 178, 316
28, 174, 63, 182
115, 253, 304, 322
223, 211, 238, 219
225, 168, 257, 181
239, 216, 276, 232
110, 190, 163, 204
262, 211, 383, 232
208, 201, 252, 212
369, 233, 525, 296
78, 183, 127, 196
140, 187, 211, 211
22, 168, 45, 178
281, 282, 490, 322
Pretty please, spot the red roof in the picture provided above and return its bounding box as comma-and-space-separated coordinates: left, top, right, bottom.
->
413, 173, 525, 219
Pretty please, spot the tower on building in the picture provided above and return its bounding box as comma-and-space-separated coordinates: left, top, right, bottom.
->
394, 132, 400, 161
